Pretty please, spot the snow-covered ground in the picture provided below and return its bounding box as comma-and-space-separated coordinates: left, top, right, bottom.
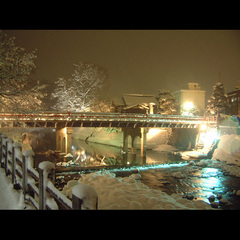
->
0, 168, 34, 209
181, 151, 208, 160
61, 171, 212, 209
212, 134, 240, 166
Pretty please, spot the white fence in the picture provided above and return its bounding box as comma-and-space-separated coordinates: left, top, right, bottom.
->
0, 133, 98, 210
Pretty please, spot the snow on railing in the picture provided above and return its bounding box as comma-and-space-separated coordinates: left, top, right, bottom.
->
0, 111, 216, 123
0, 133, 98, 210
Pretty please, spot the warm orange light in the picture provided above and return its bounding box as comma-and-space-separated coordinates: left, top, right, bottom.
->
147, 128, 163, 140
200, 124, 207, 131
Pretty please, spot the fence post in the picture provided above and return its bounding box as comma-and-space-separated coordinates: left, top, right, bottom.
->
22, 150, 35, 198
38, 161, 55, 210
72, 184, 98, 210
5, 138, 13, 176
12, 142, 22, 184
1, 134, 8, 168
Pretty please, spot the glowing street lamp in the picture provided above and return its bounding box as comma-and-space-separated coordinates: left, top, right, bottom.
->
182, 102, 194, 116
200, 123, 207, 132
184, 102, 194, 111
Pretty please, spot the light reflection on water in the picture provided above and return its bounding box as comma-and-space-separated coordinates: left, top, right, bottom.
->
59, 139, 240, 209
192, 168, 223, 201
70, 139, 183, 168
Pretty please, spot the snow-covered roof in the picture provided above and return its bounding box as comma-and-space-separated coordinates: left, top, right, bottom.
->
113, 94, 158, 107
122, 94, 158, 106
123, 103, 149, 110
112, 96, 125, 106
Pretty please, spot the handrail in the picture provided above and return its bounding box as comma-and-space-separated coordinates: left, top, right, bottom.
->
0, 111, 216, 123
0, 133, 98, 210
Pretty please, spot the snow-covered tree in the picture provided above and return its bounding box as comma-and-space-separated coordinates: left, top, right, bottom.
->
51, 61, 109, 112
156, 89, 177, 115
205, 82, 228, 116
0, 31, 47, 112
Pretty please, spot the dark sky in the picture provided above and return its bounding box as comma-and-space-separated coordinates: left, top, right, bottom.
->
4, 30, 240, 101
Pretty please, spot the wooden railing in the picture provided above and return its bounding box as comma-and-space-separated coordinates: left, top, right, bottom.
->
0, 133, 98, 210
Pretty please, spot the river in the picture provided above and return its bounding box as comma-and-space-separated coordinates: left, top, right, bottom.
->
56, 138, 240, 209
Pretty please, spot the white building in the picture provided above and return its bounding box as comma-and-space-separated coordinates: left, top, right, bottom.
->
173, 83, 206, 116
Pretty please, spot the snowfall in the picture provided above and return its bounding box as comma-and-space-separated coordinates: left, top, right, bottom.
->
1, 134, 240, 210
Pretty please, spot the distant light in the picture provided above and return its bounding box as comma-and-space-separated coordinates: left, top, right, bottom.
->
184, 102, 194, 110
200, 124, 207, 131
198, 128, 219, 151
182, 102, 194, 116
147, 128, 163, 140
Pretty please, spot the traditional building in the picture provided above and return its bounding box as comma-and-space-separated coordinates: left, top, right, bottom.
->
226, 89, 240, 115
112, 94, 158, 114
173, 83, 206, 116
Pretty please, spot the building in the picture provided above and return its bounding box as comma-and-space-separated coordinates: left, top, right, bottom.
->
173, 83, 206, 116
226, 89, 240, 115
112, 94, 158, 114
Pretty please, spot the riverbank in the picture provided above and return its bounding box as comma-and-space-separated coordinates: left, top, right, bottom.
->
57, 149, 240, 209
57, 132, 240, 209
61, 169, 213, 209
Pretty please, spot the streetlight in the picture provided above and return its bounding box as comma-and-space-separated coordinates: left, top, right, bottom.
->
182, 102, 194, 116
184, 102, 194, 111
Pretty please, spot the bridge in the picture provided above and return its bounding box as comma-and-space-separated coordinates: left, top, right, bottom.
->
0, 112, 216, 128
0, 112, 217, 161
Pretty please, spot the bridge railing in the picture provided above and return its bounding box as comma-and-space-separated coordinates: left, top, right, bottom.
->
0, 133, 98, 210
0, 111, 215, 123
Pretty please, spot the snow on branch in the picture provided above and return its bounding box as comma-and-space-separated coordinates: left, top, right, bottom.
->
0, 31, 47, 113
51, 60, 110, 112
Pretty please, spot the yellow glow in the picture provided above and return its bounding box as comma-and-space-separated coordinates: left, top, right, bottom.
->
199, 128, 219, 150
200, 124, 207, 131
147, 128, 163, 140
184, 102, 194, 110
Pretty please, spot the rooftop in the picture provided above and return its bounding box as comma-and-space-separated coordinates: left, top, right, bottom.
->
113, 94, 158, 106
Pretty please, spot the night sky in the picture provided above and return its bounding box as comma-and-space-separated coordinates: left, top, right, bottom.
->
4, 30, 240, 102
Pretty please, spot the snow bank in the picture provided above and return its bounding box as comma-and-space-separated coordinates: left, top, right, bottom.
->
153, 144, 179, 152
72, 184, 98, 210
213, 134, 240, 166
212, 134, 240, 177
61, 171, 212, 210
181, 151, 208, 160
0, 168, 34, 209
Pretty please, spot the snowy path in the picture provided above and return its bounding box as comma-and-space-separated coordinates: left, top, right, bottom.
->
0, 168, 28, 209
